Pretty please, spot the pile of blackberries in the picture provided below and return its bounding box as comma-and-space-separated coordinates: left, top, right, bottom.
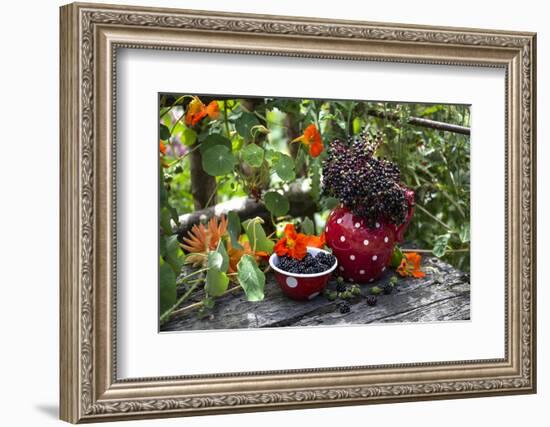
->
277, 252, 336, 274
322, 131, 409, 227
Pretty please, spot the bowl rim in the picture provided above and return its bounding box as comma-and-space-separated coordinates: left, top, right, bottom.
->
269, 246, 338, 278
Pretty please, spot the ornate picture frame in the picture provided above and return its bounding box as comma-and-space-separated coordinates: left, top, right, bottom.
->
60, 2, 536, 423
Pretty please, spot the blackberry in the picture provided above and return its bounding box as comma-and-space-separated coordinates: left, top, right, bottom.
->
336, 282, 347, 293
322, 131, 410, 227
339, 302, 351, 314
382, 283, 394, 295
366, 295, 378, 306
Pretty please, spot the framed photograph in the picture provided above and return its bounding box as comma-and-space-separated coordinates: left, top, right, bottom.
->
60, 2, 537, 423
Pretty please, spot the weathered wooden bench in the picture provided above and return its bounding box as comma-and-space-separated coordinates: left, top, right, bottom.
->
161, 256, 470, 332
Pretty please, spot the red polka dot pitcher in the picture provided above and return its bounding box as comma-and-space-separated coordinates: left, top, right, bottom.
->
325, 189, 415, 283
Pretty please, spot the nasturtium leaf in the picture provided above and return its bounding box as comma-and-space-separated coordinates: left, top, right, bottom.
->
207, 251, 224, 270
227, 211, 243, 250
390, 246, 404, 268
242, 143, 264, 168
159, 167, 168, 206
216, 240, 229, 273
301, 217, 315, 235
160, 207, 172, 235
242, 217, 274, 253
164, 234, 185, 274
459, 223, 470, 243
202, 145, 236, 176
264, 149, 280, 164
235, 112, 260, 140
433, 234, 451, 258
159, 124, 171, 141
199, 133, 232, 154
181, 127, 197, 146
159, 260, 177, 313
263, 191, 289, 217
321, 196, 339, 210
237, 254, 265, 302
205, 268, 229, 297
274, 154, 295, 181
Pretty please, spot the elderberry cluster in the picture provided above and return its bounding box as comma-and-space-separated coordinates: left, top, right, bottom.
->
322, 131, 408, 227
277, 252, 336, 274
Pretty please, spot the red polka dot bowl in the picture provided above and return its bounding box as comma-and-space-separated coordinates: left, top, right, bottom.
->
325, 190, 415, 284
269, 247, 338, 301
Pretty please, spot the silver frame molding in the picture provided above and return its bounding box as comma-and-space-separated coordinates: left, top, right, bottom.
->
60, 2, 536, 423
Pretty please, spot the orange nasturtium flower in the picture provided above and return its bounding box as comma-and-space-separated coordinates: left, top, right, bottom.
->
180, 216, 228, 267
274, 224, 326, 260
291, 124, 324, 157
159, 140, 167, 155
185, 96, 220, 127
227, 238, 269, 273
396, 252, 426, 278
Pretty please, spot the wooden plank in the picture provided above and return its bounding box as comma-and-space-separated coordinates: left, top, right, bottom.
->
161, 257, 470, 332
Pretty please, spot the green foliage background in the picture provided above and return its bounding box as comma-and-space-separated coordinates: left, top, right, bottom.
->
160, 95, 470, 272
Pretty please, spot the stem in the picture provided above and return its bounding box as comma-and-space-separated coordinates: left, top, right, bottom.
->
159, 95, 192, 119
166, 144, 200, 168
415, 204, 456, 233
175, 267, 208, 285
160, 279, 202, 324
224, 101, 231, 139
170, 285, 243, 317
402, 248, 469, 254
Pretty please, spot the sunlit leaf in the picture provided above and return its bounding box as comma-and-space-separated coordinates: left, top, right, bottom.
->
274, 154, 295, 181
237, 254, 265, 302
242, 217, 274, 253
242, 143, 264, 168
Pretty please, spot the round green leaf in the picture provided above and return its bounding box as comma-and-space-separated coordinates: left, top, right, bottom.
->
227, 211, 243, 250
242, 144, 264, 168
263, 191, 289, 217
201, 145, 236, 176
235, 112, 260, 140
205, 268, 229, 297
181, 127, 197, 146
301, 217, 315, 235
274, 154, 295, 181
159, 261, 176, 313
199, 133, 232, 154
159, 123, 171, 141
207, 251, 223, 270
237, 254, 265, 302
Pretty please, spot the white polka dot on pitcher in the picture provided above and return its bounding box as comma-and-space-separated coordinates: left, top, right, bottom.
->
363, 239, 369, 246
340, 236, 346, 242
384, 236, 389, 243
355, 222, 360, 228
375, 222, 380, 228
360, 270, 365, 274
337, 218, 342, 224
372, 255, 378, 261
350, 254, 355, 261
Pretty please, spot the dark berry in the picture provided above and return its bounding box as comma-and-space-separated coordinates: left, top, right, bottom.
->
366, 295, 378, 306
383, 283, 393, 295
336, 282, 347, 293
339, 302, 351, 314
322, 131, 409, 227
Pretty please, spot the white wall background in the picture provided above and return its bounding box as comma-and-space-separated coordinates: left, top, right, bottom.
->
0, 0, 546, 425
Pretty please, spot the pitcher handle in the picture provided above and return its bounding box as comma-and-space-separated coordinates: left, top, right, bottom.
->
395, 189, 415, 243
